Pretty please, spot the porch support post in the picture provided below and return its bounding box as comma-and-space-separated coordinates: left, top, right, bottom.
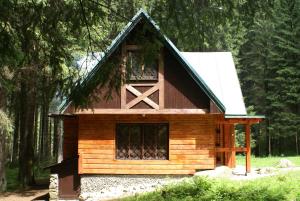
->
230, 124, 236, 168
245, 123, 251, 173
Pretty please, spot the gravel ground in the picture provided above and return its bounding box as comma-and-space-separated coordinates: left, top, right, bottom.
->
80, 175, 188, 201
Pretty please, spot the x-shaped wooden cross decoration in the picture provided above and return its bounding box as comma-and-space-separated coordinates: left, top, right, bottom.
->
125, 84, 159, 109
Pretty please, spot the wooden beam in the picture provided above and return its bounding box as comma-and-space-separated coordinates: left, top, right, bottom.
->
126, 84, 159, 109
75, 109, 208, 114
219, 118, 262, 125
129, 83, 156, 87
215, 147, 247, 153
223, 124, 231, 167
125, 44, 141, 51
245, 123, 251, 173
230, 125, 236, 168
159, 49, 164, 109
121, 43, 127, 109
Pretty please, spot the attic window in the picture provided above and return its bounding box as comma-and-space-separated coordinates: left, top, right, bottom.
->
126, 50, 158, 81
116, 123, 169, 160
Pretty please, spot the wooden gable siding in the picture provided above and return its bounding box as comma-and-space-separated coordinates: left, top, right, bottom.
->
63, 22, 211, 113
63, 117, 78, 159
90, 85, 121, 108
164, 49, 210, 109
78, 114, 218, 174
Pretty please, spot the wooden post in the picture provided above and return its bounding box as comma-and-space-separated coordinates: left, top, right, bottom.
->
120, 43, 127, 109
245, 124, 251, 173
230, 124, 236, 168
158, 49, 164, 109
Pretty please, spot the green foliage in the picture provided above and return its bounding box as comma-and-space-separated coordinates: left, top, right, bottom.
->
122, 171, 300, 201
238, 0, 300, 155
0, 110, 13, 134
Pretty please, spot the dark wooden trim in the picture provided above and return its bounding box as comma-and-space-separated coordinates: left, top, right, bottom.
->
121, 42, 127, 109
75, 109, 208, 114
159, 49, 164, 109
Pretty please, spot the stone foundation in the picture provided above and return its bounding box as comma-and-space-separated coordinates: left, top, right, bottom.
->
79, 175, 187, 201
49, 174, 59, 200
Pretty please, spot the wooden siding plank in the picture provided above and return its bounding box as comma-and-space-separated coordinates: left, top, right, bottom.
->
81, 159, 214, 165
81, 169, 195, 174
82, 164, 213, 170
78, 114, 217, 174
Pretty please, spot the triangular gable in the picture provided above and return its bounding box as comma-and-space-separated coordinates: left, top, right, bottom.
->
60, 9, 225, 113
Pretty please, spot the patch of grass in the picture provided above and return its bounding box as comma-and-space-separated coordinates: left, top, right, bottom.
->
5, 166, 50, 191
6, 167, 19, 191
236, 155, 300, 167
121, 171, 300, 201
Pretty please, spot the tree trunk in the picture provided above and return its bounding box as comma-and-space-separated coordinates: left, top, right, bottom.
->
53, 118, 58, 158
19, 82, 28, 188
49, 118, 53, 158
296, 131, 299, 155
33, 106, 39, 158
0, 130, 7, 192
268, 134, 271, 156
266, 119, 272, 156
26, 93, 36, 186
18, 80, 36, 188
12, 103, 20, 164
42, 104, 49, 159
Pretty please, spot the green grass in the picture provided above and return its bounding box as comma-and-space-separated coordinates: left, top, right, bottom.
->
6, 167, 19, 191
236, 155, 300, 167
121, 171, 300, 201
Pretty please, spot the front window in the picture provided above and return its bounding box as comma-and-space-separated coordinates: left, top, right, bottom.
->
116, 123, 169, 160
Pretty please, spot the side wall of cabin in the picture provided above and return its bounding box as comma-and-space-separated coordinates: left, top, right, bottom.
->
78, 114, 218, 175
63, 117, 78, 159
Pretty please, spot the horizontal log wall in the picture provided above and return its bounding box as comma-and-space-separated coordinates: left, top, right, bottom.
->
78, 114, 219, 175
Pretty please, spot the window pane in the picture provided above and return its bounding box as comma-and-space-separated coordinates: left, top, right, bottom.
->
116, 125, 130, 159
143, 124, 157, 160
127, 51, 143, 79
129, 125, 142, 159
157, 124, 168, 159
126, 51, 158, 81
143, 61, 158, 80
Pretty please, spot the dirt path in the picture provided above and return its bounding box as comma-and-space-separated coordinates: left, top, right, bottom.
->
0, 188, 48, 201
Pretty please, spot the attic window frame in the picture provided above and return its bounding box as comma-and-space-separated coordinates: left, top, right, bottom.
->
125, 45, 159, 81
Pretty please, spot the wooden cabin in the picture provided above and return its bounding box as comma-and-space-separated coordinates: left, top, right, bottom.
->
49, 10, 263, 200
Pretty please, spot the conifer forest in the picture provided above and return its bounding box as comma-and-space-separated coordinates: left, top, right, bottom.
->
0, 0, 299, 190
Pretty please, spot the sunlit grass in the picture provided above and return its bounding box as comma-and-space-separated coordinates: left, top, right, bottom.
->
236, 155, 300, 167
121, 171, 300, 201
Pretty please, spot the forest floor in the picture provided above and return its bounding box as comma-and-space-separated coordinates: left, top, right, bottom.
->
0, 187, 48, 201
0, 167, 49, 201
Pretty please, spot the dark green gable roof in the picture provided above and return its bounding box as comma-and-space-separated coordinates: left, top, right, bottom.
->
60, 9, 225, 113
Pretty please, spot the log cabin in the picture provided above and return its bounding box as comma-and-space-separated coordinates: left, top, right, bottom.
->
48, 10, 263, 200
